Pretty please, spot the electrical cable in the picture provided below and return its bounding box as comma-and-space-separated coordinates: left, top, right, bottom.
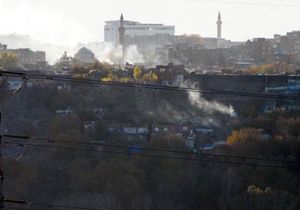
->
3, 141, 298, 170
1, 70, 300, 101
2, 134, 299, 164
4, 199, 103, 210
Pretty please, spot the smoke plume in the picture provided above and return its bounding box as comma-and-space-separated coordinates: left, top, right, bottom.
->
75, 42, 145, 65
183, 82, 236, 117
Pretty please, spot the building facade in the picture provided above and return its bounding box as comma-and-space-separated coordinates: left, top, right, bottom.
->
273, 31, 300, 63
0, 43, 46, 66
0, 43, 7, 51
104, 17, 175, 46
245, 38, 273, 63
7, 49, 46, 65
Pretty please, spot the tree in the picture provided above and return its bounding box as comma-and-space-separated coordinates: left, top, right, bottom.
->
101, 73, 114, 82
179, 34, 203, 45
141, 72, 159, 82
95, 121, 108, 140
247, 63, 295, 75
150, 72, 159, 81
91, 61, 113, 71
133, 66, 142, 81
0, 52, 18, 70
227, 128, 265, 145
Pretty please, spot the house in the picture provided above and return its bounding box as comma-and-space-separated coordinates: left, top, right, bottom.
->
3, 48, 46, 65
122, 126, 149, 141
123, 127, 138, 134
56, 107, 74, 117
156, 63, 188, 85
194, 128, 214, 135
213, 141, 227, 148
83, 121, 96, 136
57, 83, 71, 91
123, 126, 149, 135
83, 121, 95, 130
93, 108, 104, 119
153, 124, 177, 135
200, 144, 214, 151
185, 130, 196, 149
106, 124, 150, 141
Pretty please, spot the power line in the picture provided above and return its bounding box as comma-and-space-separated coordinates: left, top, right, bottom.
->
0, 77, 7, 89
2, 134, 299, 165
1, 70, 300, 101
0, 76, 28, 104
1, 69, 299, 208
188, 0, 300, 8
5, 207, 27, 210
3, 199, 29, 210
4, 199, 103, 210
4, 200, 27, 205
3, 141, 298, 170
34, 202, 102, 210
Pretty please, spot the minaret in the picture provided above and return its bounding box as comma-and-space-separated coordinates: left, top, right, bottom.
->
217, 11, 222, 40
119, 13, 126, 64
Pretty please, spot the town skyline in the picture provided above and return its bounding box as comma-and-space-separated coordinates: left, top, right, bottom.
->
0, 0, 300, 46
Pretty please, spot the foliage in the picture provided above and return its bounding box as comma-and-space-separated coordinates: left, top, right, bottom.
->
4, 124, 300, 210
239, 100, 264, 118
133, 66, 142, 80
101, 68, 158, 83
54, 52, 113, 74
101, 73, 114, 82
179, 34, 203, 45
142, 71, 159, 82
247, 63, 294, 74
48, 117, 82, 138
95, 121, 108, 140
118, 76, 131, 83
227, 127, 265, 145
2, 76, 300, 210
0, 52, 18, 70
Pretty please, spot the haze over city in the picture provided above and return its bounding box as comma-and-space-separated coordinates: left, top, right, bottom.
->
0, 0, 300, 46
1, 1, 300, 210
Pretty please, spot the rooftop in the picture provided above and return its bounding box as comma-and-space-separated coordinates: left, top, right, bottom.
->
105, 20, 172, 27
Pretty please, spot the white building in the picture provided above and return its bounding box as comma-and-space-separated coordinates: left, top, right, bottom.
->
104, 19, 175, 46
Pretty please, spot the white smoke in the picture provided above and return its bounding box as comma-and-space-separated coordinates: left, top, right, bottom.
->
0, 34, 72, 64
0, 34, 156, 66
95, 42, 123, 64
74, 42, 145, 65
125, 45, 144, 64
183, 82, 236, 117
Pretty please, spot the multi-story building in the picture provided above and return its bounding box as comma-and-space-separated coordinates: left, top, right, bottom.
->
6, 49, 46, 65
104, 16, 175, 46
272, 31, 300, 63
0, 44, 46, 66
245, 38, 273, 63
0, 43, 7, 51
276, 31, 300, 54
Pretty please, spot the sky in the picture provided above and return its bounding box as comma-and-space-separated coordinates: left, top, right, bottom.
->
0, 0, 300, 46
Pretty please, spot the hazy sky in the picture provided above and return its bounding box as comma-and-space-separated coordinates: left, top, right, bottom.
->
0, 0, 300, 46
